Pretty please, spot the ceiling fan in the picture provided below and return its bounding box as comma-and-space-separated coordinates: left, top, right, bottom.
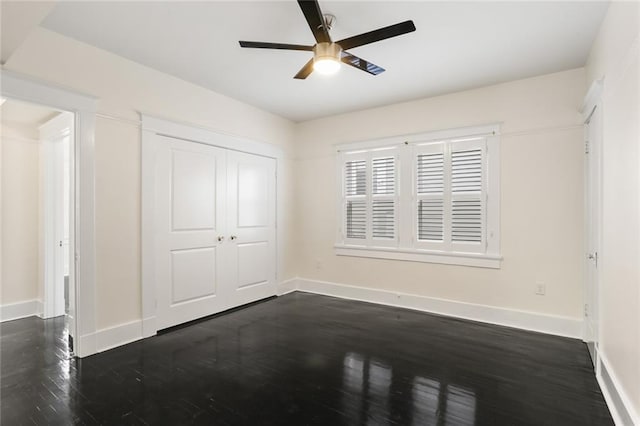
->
238, 0, 416, 79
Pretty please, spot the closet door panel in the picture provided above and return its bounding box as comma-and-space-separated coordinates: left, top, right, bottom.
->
155, 136, 227, 330
226, 151, 277, 306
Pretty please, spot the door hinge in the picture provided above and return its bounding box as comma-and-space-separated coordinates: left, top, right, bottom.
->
584, 303, 589, 317
585, 139, 590, 154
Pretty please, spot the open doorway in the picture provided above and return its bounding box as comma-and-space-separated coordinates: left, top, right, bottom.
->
1, 97, 76, 355
582, 81, 603, 369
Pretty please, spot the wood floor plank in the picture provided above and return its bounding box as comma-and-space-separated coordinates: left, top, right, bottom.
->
1, 292, 614, 425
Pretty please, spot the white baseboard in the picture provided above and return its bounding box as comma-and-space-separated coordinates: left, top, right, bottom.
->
1, 299, 41, 322
94, 320, 144, 353
78, 320, 144, 356
598, 351, 639, 426
142, 316, 157, 339
77, 333, 97, 358
291, 277, 582, 339
277, 278, 298, 296
79, 281, 296, 356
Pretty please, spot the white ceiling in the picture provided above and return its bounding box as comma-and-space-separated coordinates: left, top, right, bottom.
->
40, 1, 608, 122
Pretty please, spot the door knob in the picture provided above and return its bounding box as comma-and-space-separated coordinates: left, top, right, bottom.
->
217, 236, 225, 242
230, 235, 237, 241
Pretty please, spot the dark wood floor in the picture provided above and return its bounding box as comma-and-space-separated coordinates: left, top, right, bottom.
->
1, 292, 613, 425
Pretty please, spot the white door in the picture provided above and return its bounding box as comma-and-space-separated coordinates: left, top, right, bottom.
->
156, 136, 228, 330
226, 151, 277, 307
52, 134, 67, 318
585, 104, 602, 366
41, 123, 71, 320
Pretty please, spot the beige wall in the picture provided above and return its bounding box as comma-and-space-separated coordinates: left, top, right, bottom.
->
0, 124, 40, 305
4, 28, 297, 329
293, 68, 586, 319
586, 1, 640, 418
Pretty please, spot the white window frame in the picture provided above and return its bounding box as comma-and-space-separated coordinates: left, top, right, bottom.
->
335, 124, 502, 269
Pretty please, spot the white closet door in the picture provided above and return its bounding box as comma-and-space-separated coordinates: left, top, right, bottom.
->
156, 136, 228, 329
226, 150, 277, 307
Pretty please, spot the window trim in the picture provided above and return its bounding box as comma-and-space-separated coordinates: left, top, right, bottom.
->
334, 245, 502, 269
335, 124, 502, 269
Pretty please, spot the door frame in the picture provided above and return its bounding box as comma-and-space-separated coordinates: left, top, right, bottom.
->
140, 115, 284, 338
1, 70, 98, 357
581, 78, 604, 367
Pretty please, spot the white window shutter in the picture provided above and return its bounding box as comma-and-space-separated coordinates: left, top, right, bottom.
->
343, 154, 369, 244
337, 126, 496, 262
415, 143, 445, 249
346, 200, 367, 239
345, 159, 366, 196
450, 139, 486, 251
371, 156, 396, 241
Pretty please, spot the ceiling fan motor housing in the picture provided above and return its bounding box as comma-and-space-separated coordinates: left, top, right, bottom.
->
313, 42, 342, 74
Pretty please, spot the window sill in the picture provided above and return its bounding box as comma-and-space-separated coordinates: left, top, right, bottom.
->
334, 244, 502, 269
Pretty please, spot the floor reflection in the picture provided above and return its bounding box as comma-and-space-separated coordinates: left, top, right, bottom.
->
342, 352, 393, 425
412, 376, 440, 425
344, 352, 477, 425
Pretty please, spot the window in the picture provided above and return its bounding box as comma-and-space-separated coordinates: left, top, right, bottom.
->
343, 148, 399, 247
336, 124, 501, 268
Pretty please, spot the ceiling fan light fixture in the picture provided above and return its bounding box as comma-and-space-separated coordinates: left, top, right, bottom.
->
313, 42, 341, 75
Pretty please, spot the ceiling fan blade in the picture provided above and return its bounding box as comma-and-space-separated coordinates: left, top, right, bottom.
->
337, 20, 416, 51
297, 0, 331, 43
341, 52, 385, 75
239, 41, 314, 51
294, 58, 315, 79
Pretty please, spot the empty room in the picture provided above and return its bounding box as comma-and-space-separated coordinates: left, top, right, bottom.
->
0, 1, 638, 424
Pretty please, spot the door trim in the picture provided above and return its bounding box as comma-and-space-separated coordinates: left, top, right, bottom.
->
0, 70, 98, 357
141, 115, 284, 338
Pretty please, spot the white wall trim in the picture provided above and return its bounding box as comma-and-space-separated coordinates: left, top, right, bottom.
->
597, 351, 640, 426
335, 245, 502, 269
142, 316, 157, 339
93, 320, 144, 353
289, 277, 582, 338
78, 320, 144, 354
277, 278, 298, 296
0, 300, 41, 322
1, 70, 98, 358
335, 123, 501, 152
141, 114, 284, 159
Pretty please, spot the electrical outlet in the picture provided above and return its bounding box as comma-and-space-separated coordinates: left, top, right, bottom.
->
535, 282, 546, 296
315, 259, 323, 270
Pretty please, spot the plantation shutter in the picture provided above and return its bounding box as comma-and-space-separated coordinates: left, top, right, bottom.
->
344, 157, 367, 240
371, 155, 396, 240
415, 143, 445, 249
414, 139, 486, 252
449, 138, 486, 251
339, 132, 491, 257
